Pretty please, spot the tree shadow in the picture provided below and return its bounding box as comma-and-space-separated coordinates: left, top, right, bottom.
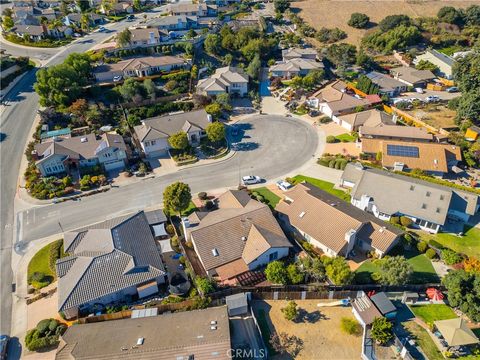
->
0, 132, 6, 142
296, 309, 328, 324
231, 142, 259, 152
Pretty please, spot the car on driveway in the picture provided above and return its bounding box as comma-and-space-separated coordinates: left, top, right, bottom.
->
242, 175, 261, 185
98, 26, 107, 32
276, 180, 292, 191
425, 95, 440, 103
113, 75, 123, 82
446, 86, 458, 93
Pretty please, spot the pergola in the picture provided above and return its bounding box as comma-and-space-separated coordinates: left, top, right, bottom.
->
434, 318, 479, 347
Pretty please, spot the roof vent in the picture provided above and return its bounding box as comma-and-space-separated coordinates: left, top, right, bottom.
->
422, 203, 427, 209
434, 159, 438, 165
121, 346, 128, 351
436, 207, 441, 213
210, 320, 217, 325
299, 211, 305, 218
210, 326, 217, 330
80, 137, 88, 143
379, 227, 385, 233
410, 185, 415, 191
212, 248, 219, 257
426, 191, 431, 197
241, 236, 247, 241
137, 338, 144, 345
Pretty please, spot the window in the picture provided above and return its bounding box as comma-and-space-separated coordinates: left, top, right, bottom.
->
426, 191, 431, 197
269, 251, 278, 261
151, 140, 156, 145
386, 144, 419, 158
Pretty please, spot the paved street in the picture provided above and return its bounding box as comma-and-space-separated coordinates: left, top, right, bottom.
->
18, 115, 319, 244
0, 8, 165, 336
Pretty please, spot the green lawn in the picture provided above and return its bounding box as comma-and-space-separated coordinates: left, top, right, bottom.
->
292, 175, 351, 202
253, 187, 281, 209
164, 201, 198, 217
404, 322, 444, 360
409, 304, 457, 326
335, 133, 356, 142
420, 225, 480, 259
354, 249, 439, 284
27, 240, 63, 289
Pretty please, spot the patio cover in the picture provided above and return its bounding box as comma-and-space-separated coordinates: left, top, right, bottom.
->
434, 318, 480, 346
152, 223, 167, 237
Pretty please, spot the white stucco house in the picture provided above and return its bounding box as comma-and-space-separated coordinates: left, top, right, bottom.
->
196, 66, 249, 97
133, 109, 212, 157
33, 133, 128, 176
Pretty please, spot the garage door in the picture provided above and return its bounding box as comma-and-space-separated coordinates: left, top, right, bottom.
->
104, 160, 125, 171
146, 149, 168, 158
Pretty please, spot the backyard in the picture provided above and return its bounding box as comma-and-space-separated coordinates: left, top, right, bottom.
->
253, 187, 281, 209
403, 321, 444, 360
354, 248, 439, 284
292, 175, 351, 202
252, 300, 363, 359
409, 304, 457, 326
408, 105, 457, 130
420, 226, 480, 259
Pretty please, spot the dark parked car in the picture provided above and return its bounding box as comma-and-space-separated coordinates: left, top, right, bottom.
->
0, 335, 9, 360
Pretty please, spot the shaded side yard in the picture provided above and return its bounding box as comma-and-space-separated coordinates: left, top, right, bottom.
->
420, 225, 480, 259
354, 248, 439, 284
252, 300, 362, 359
403, 321, 444, 360
291, 175, 351, 202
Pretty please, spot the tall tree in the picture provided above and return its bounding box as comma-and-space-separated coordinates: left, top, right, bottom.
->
163, 182, 192, 216
205, 122, 225, 144
2, 15, 14, 31
371, 318, 393, 345
246, 54, 261, 80
204, 33, 221, 55
116, 28, 132, 48
379, 256, 413, 285
168, 131, 189, 150
34, 64, 83, 107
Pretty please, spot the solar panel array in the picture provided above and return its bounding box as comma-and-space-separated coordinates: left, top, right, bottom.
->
386, 144, 419, 158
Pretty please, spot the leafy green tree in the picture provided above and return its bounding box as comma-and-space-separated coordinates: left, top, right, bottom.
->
117, 28, 132, 48
465, 5, 480, 26
246, 54, 261, 79
281, 300, 299, 321
348, 13, 370, 29
215, 93, 231, 110
206, 121, 225, 144
443, 270, 480, 321
143, 78, 156, 99
371, 317, 393, 345
379, 14, 411, 31
168, 131, 189, 150
379, 256, 413, 285
205, 103, 222, 120
195, 277, 215, 295
325, 43, 357, 67
453, 51, 480, 93
265, 260, 288, 284
415, 60, 439, 72
323, 257, 353, 285
287, 264, 304, 284
302, 69, 324, 89
133, 0, 141, 11
356, 75, 379, 95
297, 257, 325, 282
76, 0, 90, 12
64, 53, 92, 80
186, 29, 197, 39
441, 249, 463, 265
437, 6, 464, 25
118, 78, 143, 102
274, 0, 290, 14
2, 15, 14, 30
163, 181, 192, 216
204, 33, 221, 55
362, 25, 421, 53
34, 65, 83, 107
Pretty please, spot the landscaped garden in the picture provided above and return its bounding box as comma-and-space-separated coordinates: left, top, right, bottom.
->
420, 226, 480, 259
27, 239, 65, 289
290, 175, 351, 202
354, 248, 439, 284
251, 187, 281, 209
403, 321, 444, 360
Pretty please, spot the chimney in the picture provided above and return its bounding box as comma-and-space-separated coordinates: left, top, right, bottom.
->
182, 217, 190, 228
148, 31, 155, 44
345, 229, 356, 256
31, 150, 38, 161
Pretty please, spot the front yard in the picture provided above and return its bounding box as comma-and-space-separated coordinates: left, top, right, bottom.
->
354, 249, 439, 284
252, 300, 363, 359
291, 175, 351, 202
420, 226, 480, 259
28, 240, 64, 289
252, 187, 281, 209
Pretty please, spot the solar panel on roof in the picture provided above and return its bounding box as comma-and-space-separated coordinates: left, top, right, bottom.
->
386, 144, 419, 158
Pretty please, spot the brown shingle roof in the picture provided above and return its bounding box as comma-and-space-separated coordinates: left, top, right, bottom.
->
276, 183, 400, 255
338, 109, 394, 128
359, 124, 433, 141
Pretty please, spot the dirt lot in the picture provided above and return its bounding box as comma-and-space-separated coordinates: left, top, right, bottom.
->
408, 105, 457, 130
291, 0, 479, 46
252, 300, 363, 359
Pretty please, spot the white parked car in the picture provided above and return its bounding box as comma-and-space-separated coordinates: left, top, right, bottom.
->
425, 95, 440, 103
113, 75, 123, 82
242, 175, 261, 185
276, 180, 292, 191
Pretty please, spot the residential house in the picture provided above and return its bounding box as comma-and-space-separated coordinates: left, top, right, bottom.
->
465, 126, 480, 142
359, 124, 434, 142
365, 71, 407, 96
127, 27, 169, 47
56, 211, 167, 319
360, 138, 462, 175
314, 80, 382, 119
390, 66, 436, 87
33, 133, 128, 176
282, 47, 317, 61
64, 13, 105, 27
414, 49, 454, 79
56, 306, 231, 359
197, 66, 249, 97
276, 183, 402, 258
184, 190, 293, 284
145, 15, 198, 31
166, 3, 217, 17
340, 163, 479, 233
12, 24, 47, 41
335, 109, 394, 132
269, 58, 323, 79
352, 294, 383, 327
134, 109, 212, 157
101, 1, 134, 14
93, 55, 188, 82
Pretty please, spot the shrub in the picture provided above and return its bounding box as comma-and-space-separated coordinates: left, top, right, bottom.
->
326, 135, 336, 143
36, 319, 51, 335
348, 13, 370, 29
281, 300, 298, 321
390, 216, 400, 225
341, 317, 362, 335
371, 317, 393, 345
328, 159, 336, 168
441, 249, 463, 265
49, 239, 64, 273
195, 277, 215, 295
256, 195, 265, 203
399, 216, 413, 228
287, 263, 304, 284
198, 192, 207, 200
417, 241, 428, 253
166, 224, 175, 236
429, 240, 444, 249
426, 248, 437, 259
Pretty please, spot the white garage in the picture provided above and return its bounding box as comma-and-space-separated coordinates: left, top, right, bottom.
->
103, 160, 126, 171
